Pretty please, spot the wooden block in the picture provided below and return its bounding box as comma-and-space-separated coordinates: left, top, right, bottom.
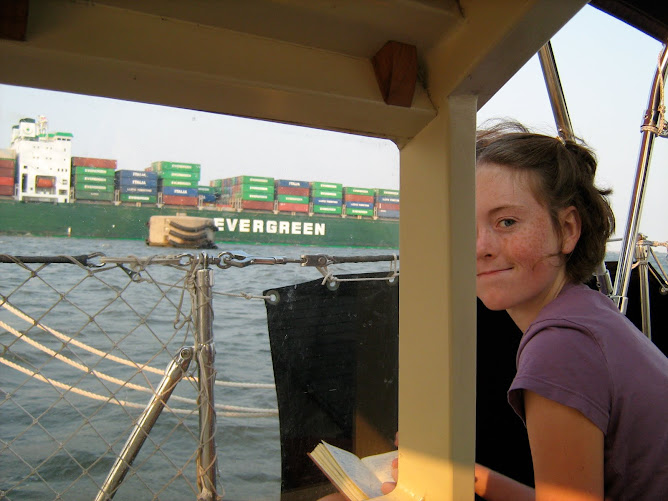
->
372, 40, 418, 107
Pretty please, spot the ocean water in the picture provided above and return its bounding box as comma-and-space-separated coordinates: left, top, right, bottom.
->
0, 236, 398, 501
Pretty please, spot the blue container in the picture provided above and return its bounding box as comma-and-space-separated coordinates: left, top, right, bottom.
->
119, 186, 157, 194
117, 177, 158, 188
378, 195, 400, 204
345, 201, 374, 209
115, 170, 158, 180
276, 179, 310, 188
312, 197, 342, 206
162, 186, 198, 197
378, 209, 400, 218
200, 193, 217, 203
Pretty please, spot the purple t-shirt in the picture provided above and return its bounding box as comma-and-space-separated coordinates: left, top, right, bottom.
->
508, 282, 668, 500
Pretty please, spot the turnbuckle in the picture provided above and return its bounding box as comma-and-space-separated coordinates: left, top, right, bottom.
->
216, 250, 298, 269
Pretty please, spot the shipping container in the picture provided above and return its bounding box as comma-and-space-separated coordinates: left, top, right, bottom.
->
277, 202, 309, 213
239, 200, 275, 211
74, 166, 115, 177
344, 186, 375, 196
162, 186, 198, 198
275, 186, 310, 197
159, 178, 198, 188
0, 166, 15, 178
0, 158, 16, 170
235, 192, 274, 202
0, 185, 13, 196
200, 193, 217, 203
313, 205, 342, 215
117, 177, 158, 188
150, 161, 201, 173
345, 201, 374, 209
162, 195, 198, 206
277, 194, 309, 204
311, 181, 342, 191
118, 186, 157, 194
120, 193, 158, 203
75, 175, 113, 184
116, 170, 158, 180
0, 176, 14, 186
377, 209, 400, 219
377, 189, 400, 197
156, 170, 200, 181
276, 179, 310, 189
312, 197, 342, 206
377, 195, 400, 204
72, 157, 117, 169
346, 207, 374, 217
74, 190, 115, 202
344, 194, 375, 203
234, 175, 274, 185
311, 188, 342, 198
232, 183, 275, 195
197, 185, 216, 194
376, 202, 400, 211
75, 182, 113, 192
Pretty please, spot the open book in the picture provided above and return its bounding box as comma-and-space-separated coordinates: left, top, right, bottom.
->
308, 441, 398, 501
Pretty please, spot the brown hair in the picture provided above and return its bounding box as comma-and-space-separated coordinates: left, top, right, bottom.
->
476, 121, 615, 283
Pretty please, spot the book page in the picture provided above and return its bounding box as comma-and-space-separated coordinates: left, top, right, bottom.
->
322, 442, 386, 499
360, 450, 398, 484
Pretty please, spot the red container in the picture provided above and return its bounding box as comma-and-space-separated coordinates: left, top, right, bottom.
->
376, 202, 400, 211
0, 185, 13, 196
276, 186, 310, 197
0, 159, 15, 170
162, 195, 198, 206
344, 194, 375, 203
0, 166, 15, 177
0, 176, 14, 186
240, 200, 275, 211
277, 202, 309, 213
71, 157, 117, 169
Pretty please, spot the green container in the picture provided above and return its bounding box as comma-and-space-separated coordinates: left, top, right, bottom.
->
120, 193, 157, 203
236, 192, 274, 202
378, 188, 400, 197
237, 184, 275, 196
313, 205, 342, 215
74, 166, 115, 177
312, 188, 342, 199
312, 181, 343, 191
158, 170, 200, 181
151, 161, 201, 174
74, 190, 115, 202
344, 186, 375, 196
235, 175, 274, 185
277, 194, 309, 204
160, 178, 198, 188
346, 207, 374, 217
74, 175, 115, 185
75, 182, 114, 192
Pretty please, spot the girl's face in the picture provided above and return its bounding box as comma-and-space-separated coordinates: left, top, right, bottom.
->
476, 162, 580, 331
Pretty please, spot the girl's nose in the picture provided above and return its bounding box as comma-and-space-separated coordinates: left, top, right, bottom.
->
476, 226, 494, 259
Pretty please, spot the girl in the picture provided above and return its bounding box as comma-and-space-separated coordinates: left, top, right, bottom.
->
475, 121, 668, 500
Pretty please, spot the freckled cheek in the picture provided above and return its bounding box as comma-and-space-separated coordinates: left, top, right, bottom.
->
505, 228, 555, 266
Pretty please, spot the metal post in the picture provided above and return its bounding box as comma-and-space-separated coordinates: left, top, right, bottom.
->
95, 347, 194, 501
636, 236, 652, 338
538, 42, 613, 296
613, 44, 668, 313
195, 263, 221, 500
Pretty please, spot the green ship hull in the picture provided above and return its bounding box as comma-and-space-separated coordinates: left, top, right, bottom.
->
0, 200, 399, 248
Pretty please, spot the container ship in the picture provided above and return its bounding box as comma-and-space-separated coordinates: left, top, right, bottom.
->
0, 116, 399, 248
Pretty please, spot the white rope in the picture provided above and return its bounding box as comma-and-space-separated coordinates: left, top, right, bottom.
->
0, 297, 275, 390
0, 318, 277, 415
0, 356, 277, 418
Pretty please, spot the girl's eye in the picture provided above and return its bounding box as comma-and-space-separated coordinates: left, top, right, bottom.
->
500, 219, 516, 228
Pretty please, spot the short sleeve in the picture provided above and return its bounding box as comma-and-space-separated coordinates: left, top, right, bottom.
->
508, 324, 611, 433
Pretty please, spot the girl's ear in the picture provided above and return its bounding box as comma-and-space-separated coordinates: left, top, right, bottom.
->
560, 206, 581, 254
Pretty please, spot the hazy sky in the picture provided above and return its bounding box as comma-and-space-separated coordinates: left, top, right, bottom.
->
1, 5, 666, 242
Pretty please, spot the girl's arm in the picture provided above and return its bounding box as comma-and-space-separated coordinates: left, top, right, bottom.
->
524, 390, 604, 501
